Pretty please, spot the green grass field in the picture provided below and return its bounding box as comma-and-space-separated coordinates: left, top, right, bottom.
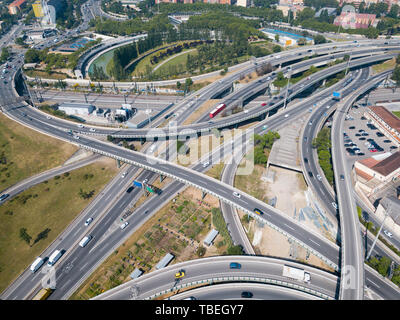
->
154, 49, 198, 77
0, 113, 77, 191
393, 111, 400, 119
0, 160, 118, 293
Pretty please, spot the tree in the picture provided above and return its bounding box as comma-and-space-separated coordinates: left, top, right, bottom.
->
391, 65, 400, 87
176, 81, 181, 89
297, 37, 307, 45
275, 34, 280, 42
19, 228, 32, 245
272, 45, 282, 53
15, 37, 25, 46
227, 245, 244, 255
0, 47, 10, 63
313, 34, 327, 44
365, 27, 379, 39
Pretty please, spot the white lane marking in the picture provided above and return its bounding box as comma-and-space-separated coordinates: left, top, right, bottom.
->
72, 228, 82, 238
80, 262, 89, 271
367, 279, 380, 289
283, 223, 295, 231
60, 279, 72, 290
309, 239, 321, 247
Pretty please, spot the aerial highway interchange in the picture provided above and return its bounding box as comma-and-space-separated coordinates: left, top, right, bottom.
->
0, 1, 400, 303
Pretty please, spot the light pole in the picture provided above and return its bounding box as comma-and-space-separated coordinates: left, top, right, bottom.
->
366, 202, 392, 260
145, 108, 152, 126
283, 70, 292, 110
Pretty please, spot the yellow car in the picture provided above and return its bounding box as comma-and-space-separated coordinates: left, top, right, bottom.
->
254, 208, 264, 215
175, 270, 185, 279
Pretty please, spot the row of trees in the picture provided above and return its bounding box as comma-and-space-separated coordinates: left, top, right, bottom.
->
312, 127, 334, 185
107, 32, 164, 80
104, 11, 272, 81
253, 131, 280, 165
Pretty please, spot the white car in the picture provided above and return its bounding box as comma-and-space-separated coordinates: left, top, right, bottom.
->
332, 202, 338, 210
89, 128, 95, 132
143, 178, 148, 185
326, 105, 330, 109
202, 161, 210, 168
316, 174, 322, 181
233, 192, 241, 198
284, 114, 289, 118
73, 135, 80, 140
46, 115, 51, 120
383, 230, 393, 238
244, 109, 249, 113
120, 222, 129, 230
78, 124, 84, 128
121, 171, 127, 178
84, 217, 93, 226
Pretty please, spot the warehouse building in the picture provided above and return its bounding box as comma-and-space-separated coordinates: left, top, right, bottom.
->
354, 151, 400, 197
58, 103, 95, 116
155, 253, 174, 270
364, 105, 400, 147
203, 229, 219, 247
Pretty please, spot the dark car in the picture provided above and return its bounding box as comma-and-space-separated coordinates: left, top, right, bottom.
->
0, 194, 9, 202
376, 132, 384, 137
390, 146, 398, 150
304, 157, 308, 163
361, 116, 367, 120
358, 152, 365, 156
355, 133, 361, 137
383, 140, 391, 143
230, 262, 242, 269
361, 133, 369, 136
308, 171, 313, 177
359, 137, 366, 140
241, 291, 253, 298
349, 126, 356, 129
340, 174, 345, 181
254, 208, 264, 215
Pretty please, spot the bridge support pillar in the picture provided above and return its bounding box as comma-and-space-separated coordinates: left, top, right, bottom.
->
202, 191, 207, 200
160, 174, 165, 183
116, 159, 121, 168
322, 79, 326, 86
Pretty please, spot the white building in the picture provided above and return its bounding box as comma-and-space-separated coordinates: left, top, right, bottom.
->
203, 229, 219, 247
58, 103, 94, 116
236, 0, 250, 7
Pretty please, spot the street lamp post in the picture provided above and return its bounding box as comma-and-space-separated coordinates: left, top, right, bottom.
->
366, 202, 393, 260
283, 70, 292, 109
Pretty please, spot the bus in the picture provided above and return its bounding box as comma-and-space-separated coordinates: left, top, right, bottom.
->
32, 288, 53, 300
209, 103, 226, 118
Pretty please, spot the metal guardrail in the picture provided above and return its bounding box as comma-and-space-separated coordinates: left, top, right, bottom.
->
145, 276, 333, 300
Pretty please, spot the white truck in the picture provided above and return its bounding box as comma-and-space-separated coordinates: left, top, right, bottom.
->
47, 249, 63, 267
30, 257, 45, 273
282, 265, 311, 283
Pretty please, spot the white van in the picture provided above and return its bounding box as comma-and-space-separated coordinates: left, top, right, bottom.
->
47, 249, 63, 267
79, 235, 92, 248
30, 257, 45, 273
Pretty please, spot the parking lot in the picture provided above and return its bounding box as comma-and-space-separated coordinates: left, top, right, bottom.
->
342, 103, 398, 161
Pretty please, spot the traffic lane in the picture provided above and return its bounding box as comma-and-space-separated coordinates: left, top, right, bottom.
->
49, 178, 188, 299
332, 90, 366, 300
95, 258, 339, 300
171, 283, 321, 300
80, 133, 341, 266
2, 163, 141, 300
365, 267, 400, 300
